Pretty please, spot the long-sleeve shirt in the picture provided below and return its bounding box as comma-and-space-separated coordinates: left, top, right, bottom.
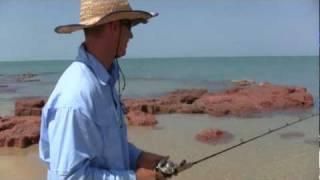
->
39, 44, 142, 180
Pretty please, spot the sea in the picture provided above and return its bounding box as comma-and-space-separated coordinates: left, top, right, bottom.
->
0, 56, 319, 180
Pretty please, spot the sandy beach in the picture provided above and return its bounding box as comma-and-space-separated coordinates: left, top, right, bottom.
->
0, 113, 318, 180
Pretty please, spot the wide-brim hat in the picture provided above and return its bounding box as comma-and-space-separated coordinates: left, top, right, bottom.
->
55, 0, 158, 34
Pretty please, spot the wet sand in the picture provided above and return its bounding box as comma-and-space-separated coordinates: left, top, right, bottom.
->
0, 146, 46, 180
0, 114, 318, 180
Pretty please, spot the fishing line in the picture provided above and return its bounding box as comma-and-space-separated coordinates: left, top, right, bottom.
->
115, 23, 126, 99
156, 113, 319, 177
191, 113, 318, 167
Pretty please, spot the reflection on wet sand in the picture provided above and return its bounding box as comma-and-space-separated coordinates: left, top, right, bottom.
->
303, 137, 319, 146
279, 131, 305, 140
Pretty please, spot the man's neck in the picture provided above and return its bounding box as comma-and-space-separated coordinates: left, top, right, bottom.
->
84, 42, 115, 70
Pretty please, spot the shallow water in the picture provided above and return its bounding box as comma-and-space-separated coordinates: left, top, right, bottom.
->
1, 113, 317, 180
129, 113, 318, 180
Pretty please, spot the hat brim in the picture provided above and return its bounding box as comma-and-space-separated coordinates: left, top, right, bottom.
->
55, 10, 158, 34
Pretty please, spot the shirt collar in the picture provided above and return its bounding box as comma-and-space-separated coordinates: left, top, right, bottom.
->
76, 44, 120, 87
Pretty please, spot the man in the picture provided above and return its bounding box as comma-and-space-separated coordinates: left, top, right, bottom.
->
39, 0, 168, 179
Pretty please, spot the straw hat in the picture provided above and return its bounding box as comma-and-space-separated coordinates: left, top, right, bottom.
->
55, 0, 158, 34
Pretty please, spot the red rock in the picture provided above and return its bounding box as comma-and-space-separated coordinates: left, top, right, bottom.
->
123, 89, 208, 115
126, 111, 157, 126
15, 98, 46, 116
195, 128, 233, 145
195, 83, 313, 117
232, 79, 256, 86
163, 89, 208, 104
0, 117, 10, 123
15, 73, 39, 83
196, 129, 223, 140
124, 83, 313, 120
124, 99, 161, 114
0, 116, 40, 148
176, 104, 204, 114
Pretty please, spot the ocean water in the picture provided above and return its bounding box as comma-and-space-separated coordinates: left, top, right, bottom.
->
0, 56, 319, 180
0, 56, 318, 115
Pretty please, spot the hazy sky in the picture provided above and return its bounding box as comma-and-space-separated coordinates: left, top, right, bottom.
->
0, 0, 318, 61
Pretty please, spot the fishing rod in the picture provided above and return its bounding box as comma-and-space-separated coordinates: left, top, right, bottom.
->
156, 113, 319, 178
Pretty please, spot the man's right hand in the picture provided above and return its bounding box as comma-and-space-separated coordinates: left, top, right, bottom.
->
136, 168, 166, 180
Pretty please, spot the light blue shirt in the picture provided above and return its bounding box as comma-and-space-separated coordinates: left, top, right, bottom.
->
39, 44, 142, 180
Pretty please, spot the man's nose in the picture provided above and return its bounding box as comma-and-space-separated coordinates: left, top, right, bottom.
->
129, 30, 133, 39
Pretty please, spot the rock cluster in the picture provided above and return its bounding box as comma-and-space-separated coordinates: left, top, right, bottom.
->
124, 83, 313, 125
195, 83, 313, 117
15, 98, 46, 116
0, 116, 40, 148
0, 82, 314, 148
126, 111, 157, 126
15, 73, 39, 83
123, 89, 207, 125
0, 98, 45, 148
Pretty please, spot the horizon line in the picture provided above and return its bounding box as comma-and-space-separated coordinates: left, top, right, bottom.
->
0, 55, 318, 62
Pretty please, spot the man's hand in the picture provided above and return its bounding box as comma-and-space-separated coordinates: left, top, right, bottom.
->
136, 168, 166, 180
137, 151, 168, 170
136, 151, 168, 180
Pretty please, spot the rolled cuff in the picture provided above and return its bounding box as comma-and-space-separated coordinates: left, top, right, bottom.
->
128, 143, 142, 170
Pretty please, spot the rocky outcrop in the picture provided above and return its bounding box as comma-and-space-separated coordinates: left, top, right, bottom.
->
126, 111, 157, 126
0, 116, 40, 148
124, 83, 313, 121
15, 98, 46, 116
195, 128, 233, 145
15, 73, 39, 83
124, 89, 208, 114
123, 89, 207, 126
231, 79, 256, 86
0, 97, 45, 148
0, 84, 16, 93
194, 83, 313, 117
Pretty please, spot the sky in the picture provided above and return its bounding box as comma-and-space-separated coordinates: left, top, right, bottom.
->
0, 0, 318, 61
